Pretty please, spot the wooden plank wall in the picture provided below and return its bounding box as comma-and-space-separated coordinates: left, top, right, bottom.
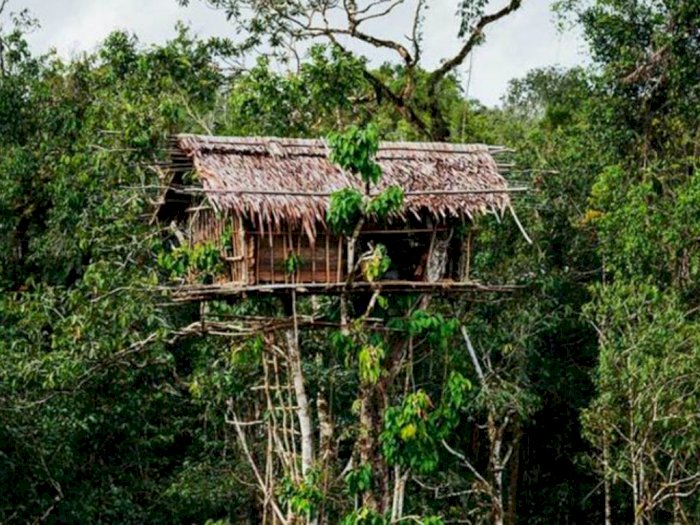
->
189, 208, 224, 246
227, 215, 244, 284
252, 231, 344, 284
185, 212, 467, 286
187, 208, 230, 284
187, 210, 253, 285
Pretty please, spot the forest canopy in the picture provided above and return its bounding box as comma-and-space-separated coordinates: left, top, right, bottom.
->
0, 1, 698, 524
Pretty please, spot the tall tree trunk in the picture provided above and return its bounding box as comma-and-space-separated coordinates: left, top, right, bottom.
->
603, 433, 612, 525
488, 412, 506, 525
505, 422, 521, 525
317, 392, 334, 525
426, 88, 451, 143
358, 384, 379, 511
285, 291, 314, 477
629, 387, 643, 525
341, 218, 365, 335
391, 466, 408, 522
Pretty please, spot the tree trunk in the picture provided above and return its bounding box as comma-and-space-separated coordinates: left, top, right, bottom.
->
390, 466, 408, 522
285, 292, 314, 477
317, 392, 333, 525
505, 423, 521, 525
489, 412, 505, 525
358, 383, 379, 511
603, 434, 612, 525
426, 89, 450, 143
341, 218, 366, 335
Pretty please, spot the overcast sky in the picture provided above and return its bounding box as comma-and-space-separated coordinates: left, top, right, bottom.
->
12, 0, 589, 106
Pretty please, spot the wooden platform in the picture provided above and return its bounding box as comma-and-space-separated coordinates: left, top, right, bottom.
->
166, 280, 521, 303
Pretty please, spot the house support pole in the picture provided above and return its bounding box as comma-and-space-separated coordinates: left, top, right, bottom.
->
283, 291, 316, 485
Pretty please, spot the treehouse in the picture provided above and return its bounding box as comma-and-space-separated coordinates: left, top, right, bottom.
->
156, 134, 519, 299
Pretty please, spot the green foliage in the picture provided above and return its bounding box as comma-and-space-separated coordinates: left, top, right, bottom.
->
344, 463, 373, 495
327, 165, 404, 238
340, 510, 444, 525
284, 252, 302, 275
330, 330, 359, 359
443, 371, 473, 412
361, 244, 391, 282
340, 508, 387, 525
278, 471, 323, 518
326, 124, 399, 240
381, 373, 472, 477
358, 343, 385, 385
327, 187, 365, 235
406, 310, 460, 352
582, 280, 700, 520
0, 20, 243, 524
223, 45, 369, 137
422, 518, 445, 525
157, 241, 223, 282
457, 0, 489, 36
366, 186, 404, 218
2, 1, 699, 523
381, 391, 439, 475
328, 124, 382, 187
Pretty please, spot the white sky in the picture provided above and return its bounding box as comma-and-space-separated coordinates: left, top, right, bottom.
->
12, 0, 589, 106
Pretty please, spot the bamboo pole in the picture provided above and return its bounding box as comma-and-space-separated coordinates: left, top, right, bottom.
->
311, 236, 316, 284
269, 232, 275, 284
240, 219, 249, 285
282, 234, 288, 285
231, 216, 238, 282
168, 187, 529, 197
255, 235, 261, 285
325, 236, 331, 284
336, 238, 343, 282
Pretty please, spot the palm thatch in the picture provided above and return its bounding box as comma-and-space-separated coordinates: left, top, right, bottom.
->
166, 134, 512, 239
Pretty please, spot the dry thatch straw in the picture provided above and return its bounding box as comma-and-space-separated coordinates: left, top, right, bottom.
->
167, 134, 513, 240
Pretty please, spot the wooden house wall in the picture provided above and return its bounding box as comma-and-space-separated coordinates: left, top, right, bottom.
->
189, 208, 224, 246
187, 209, 344, 285
188, 209, 254, 284
185, 210, 471, 286
228, 216, 255, 284
252, 232, 344, 284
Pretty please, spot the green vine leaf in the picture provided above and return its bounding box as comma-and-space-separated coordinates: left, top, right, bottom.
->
327, 187, 365, 235
327, 124, 382, 187
366, 186, 404, 219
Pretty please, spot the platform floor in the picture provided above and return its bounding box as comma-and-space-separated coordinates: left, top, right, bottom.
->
166, 280, 521, 302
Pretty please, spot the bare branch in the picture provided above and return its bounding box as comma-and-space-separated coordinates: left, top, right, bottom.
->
356, 0, 405, 24
442, 439, 491, 492
461, 326, 485, 384
335, 0, 415, 65
428, 0, 523, 87
320, 28, 431, 136
227, 406, 288, 524
409, 0, 426, 65
508, 204, 533, 244
354, 0, 396, 16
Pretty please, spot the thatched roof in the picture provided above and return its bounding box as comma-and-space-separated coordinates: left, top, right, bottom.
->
167, 134, 512, 236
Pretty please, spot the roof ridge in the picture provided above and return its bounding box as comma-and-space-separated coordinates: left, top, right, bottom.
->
173, 134, 504, 158
174, 133, 498, 154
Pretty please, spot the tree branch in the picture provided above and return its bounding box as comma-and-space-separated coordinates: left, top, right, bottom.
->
428, 0, 523, 86
424, 0, 523, 140
356, 0, 406, 24
227, 406, 288, 524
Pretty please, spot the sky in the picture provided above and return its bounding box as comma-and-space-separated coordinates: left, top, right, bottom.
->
12, 0, 589, 107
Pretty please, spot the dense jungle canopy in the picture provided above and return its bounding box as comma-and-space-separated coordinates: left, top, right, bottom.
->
0, 0, 699, 524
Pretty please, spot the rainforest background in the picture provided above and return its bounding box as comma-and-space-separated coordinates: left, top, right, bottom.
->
1, 0, 699, 523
